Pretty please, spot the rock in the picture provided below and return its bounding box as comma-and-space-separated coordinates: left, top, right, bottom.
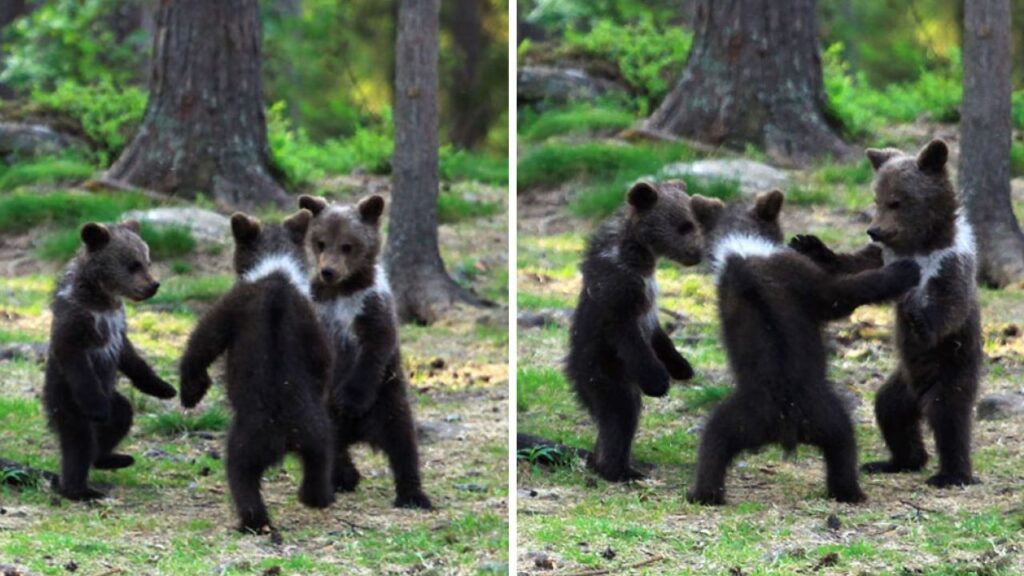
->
518, 66, 626, 106
976, 394, 1024, 421
517, 308, 572, 329
455, 482, 488, 493
826, 514, 841, 531
660, 159, 790, 196
417, 420, 467, 444
524, 551, 562, 571
476, 561, 508, 574
0, 122, 88, 163
0, 342, 48, 363
121, 207, 230, 243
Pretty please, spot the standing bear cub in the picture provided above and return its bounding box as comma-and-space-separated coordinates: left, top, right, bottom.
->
298, 194, 432, 510
791, 139, 982, 488
688, 190, 921, 505
179, 210, 336, 533
566, 180, 714, 482
45, 220, 177, 500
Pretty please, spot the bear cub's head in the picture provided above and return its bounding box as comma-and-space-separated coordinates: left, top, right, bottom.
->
78, 220, 160, 301
229, 210, 313, 276
298, 194, 384, 285
865, 139, 958, 255
623, 180, 719, 267
687, 188, 785, 254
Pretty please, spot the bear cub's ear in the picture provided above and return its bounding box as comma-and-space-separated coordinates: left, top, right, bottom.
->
626, 181, 659, 212
866, 148, 901, 171
283, 209, 313, 244
916, 139, 948, 174
753, 189, 784, 222
120, 219, 141, 234
357, 195, 385, 225
298, 195, 329, 216
690, 195, 725, 231
81, 222, 111, 251
230, 212, 262, 244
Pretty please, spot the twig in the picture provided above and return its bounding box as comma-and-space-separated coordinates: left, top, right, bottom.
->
96, 569, 123, 576
564, 555, 665, 576
899, 499, 942, 515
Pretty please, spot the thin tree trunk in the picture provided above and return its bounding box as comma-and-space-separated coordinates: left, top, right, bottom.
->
446, 0, 489, 148
645, 0, 850, 167
385, 0, 485, 323
105, 0, 287, 210
959, 0, 1024, 287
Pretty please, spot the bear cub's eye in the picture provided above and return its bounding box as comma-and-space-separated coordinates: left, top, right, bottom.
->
678, 221, 694, 235
127, 261, 143, 273
316, 240, 326, 252
886, 200, 902, 210
341, 243, 353, 254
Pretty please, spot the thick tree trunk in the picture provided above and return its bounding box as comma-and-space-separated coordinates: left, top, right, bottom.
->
106, 0, 287, 210
446, 0, 490, 148
959, 0, 1024, 287
645, 0, 850, 166
385, 0, 483, 324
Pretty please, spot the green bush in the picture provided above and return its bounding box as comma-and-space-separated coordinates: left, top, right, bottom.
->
29, 81, 147, 163
0, 155, 95, 190
824, 43, 962, 136
563, 19, 691, 112
0, 190, 150, 232
520, 103, 635, 142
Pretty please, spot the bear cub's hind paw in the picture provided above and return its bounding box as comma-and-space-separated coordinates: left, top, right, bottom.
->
394, 492, 433, 510
94, 453, 135, 470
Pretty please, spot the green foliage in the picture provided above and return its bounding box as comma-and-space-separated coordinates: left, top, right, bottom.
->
438, 190, 500, 224
563, 19, 691, 112
439, 147, 509, 185
29, 81, 147, 162
518, 141, 694, 190
785, 186, 832, 206
141, 407, 230, 437
520, 103, 635, 142
0, 155, 95, 190
0, 191, 150, 233
517, 444, 572, 467
823, 43, 962, 136
815, 159, 874, 186
149, 275, 234, 305
34, 223, 194, 263
0, 0, 148, 90
1012, 141, 1024, 178
680, 175, 742, 202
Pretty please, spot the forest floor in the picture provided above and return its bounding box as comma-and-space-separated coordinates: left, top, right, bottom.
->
0, 179, 509, 575
516, 126, 1024, 575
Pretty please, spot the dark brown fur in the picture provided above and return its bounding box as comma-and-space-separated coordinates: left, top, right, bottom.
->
688, 190, 921, 505
565, 181, 712, 482
44, 221, 176, 500
790, 139, 983, 488
179, 210, 336, 533
299, 194, 432, 509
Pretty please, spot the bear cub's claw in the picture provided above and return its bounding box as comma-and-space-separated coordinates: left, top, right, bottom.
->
926, 473, 980, 488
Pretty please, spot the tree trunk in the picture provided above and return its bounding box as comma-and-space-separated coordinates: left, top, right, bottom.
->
959, 0, 1024, 287
0, 0, 29, 99
645, 0, 850, 167
446, 0, 490, 149
385, 0, 484, 324
105, 0, 287, 210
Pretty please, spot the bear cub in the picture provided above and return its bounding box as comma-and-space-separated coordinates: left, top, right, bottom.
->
791, 139, 982, 488
688, 190, 921, 505
179, 210, 336, 533
298, 194, 432, 510
566, 180, 715, 482
45, 220, 176, 500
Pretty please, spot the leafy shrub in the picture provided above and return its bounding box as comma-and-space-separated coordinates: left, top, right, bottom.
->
0, 191, 150, 232
0, 155, 95, 190
29, 81, 147, 163
824, 43, 962, 136
563, 19, 691, 112
0, 0, 148, 91
520, 103, 635, 142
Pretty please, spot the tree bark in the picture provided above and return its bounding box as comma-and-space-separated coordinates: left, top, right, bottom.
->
959, 0, 1024, 287
385, 0, 484, 324
445, 0, 494, 149
0, 0, 29, 99
645, 0, 850, 167
105, 0, 287, 210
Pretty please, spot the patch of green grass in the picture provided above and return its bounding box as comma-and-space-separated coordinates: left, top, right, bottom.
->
149, 275, 233, 305
0, 190, 151, 233
681, 384, 731, 411
140, 406, 230, 437
517, 292, 573, 311
438, 189, 500, 223
439, 148, 509, 185
520, 103, 635, 142
681, 175, 742, 201
518, 141, 695, 191
786, 185, 832, 206
139, 223, 196, 259
1012, 141, 1024, 178
569, 172, 740, 219
815, 159, 873, 186
0, 156, 96, 190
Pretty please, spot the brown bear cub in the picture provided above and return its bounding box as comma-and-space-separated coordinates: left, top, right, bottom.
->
566, 180, 714, 482
179, 210, 336, 533
298, 194, 432, 510
790, 139, 982, 488
688, 190, 921, 505
45, 220, 176, 500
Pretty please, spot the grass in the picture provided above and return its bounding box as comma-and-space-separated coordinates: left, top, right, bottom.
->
0, 190, 151, 233
0, 156, 96, 190
140, 406, 231, 437
520, 103, 636, 142
438, 188, 501, 224
517, 141, 695, 191
35, 222, 196, 263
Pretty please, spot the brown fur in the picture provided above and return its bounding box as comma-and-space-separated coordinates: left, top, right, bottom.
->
44, 221, 175, 500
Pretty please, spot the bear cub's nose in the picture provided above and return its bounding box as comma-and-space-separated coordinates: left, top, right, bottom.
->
321, 267, 336, 282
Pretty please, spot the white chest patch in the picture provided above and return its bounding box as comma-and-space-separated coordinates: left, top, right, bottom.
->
316, 264, 392, 344
243, 254, 311, 298
640, 275, 660, 338
883, 214, 976, 307
711, 233, 783, 284
91, 306, 126, 366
